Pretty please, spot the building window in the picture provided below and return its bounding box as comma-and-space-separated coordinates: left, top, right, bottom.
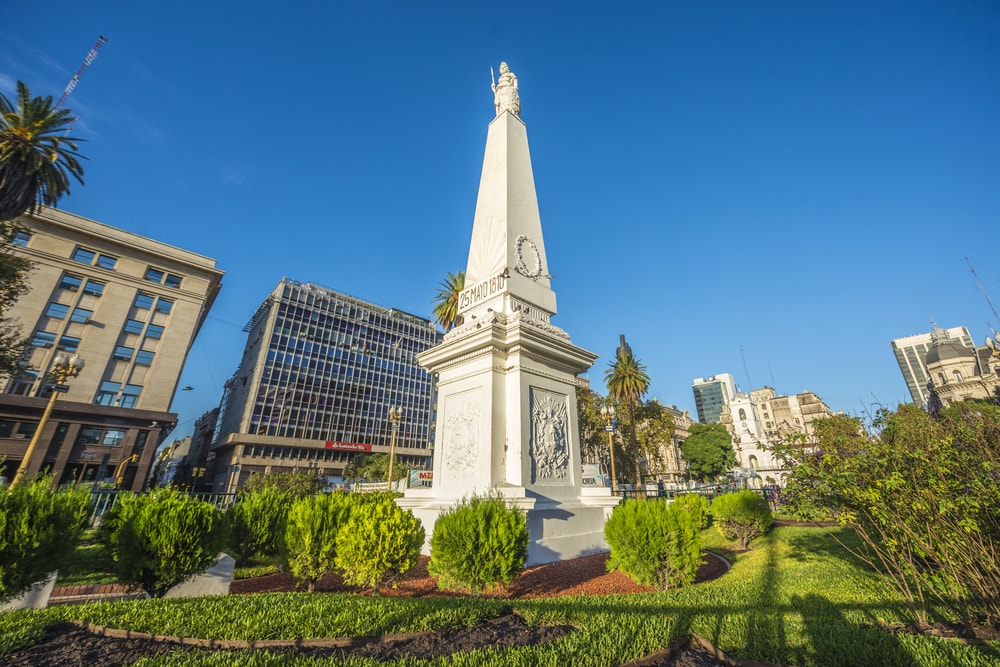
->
0, 419, 14, 438
124, 319, 144, 334
135, 350, 155, 365
82, 280, 105, 296
58, 335, 81, 352
59, 274, 83, 292
31, 331, 56, 348
164, 274, 183, 288
70, 307, 93, 323
45, 303, 70, 319
113, 346, 134, 361
120, 384, 142, 408
6, 370, 38, 396
135, 431, 149, 451
103, 429, 126, 446
134, 293, 154, 309
145, 324, 164, 339
155, 298, 173, 314
12, 231, 30, 247
954, 371, 964, 382
96, 254, 117, 270
144, 268, 165, 284
76, 426, 103, 445
738, 408, 747, 421
72, 248, 96, 264
95, 381, 121, 406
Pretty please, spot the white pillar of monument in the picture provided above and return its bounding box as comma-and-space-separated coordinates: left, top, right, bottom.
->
399, 62, 619, 565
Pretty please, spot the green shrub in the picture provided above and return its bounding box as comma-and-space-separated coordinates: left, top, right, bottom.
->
240, 469, 326, 498
711, 490, 773, 550
227, 486, 293, 566
99, 489, 229, 597
335, 495, 424, 593
428, 493, 529, 595
0, 479, 89, 602
671, 493, 710, 529
282, 491, 354, 592
604, 498, 702, 589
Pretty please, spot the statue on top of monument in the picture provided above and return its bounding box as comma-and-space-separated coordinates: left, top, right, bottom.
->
491, 61, 520, 117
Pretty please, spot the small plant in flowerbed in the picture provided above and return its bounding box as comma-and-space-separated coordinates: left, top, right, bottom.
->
670, 492, 710, 529
604, 497, 702, 589
0, 477, 90, 601
227, 484, 294, 567
335, 493, 424, 594
429, 492, 530, 595
280, 491, 354, 592
98, 488, 229, 597
710, 489, 773, 550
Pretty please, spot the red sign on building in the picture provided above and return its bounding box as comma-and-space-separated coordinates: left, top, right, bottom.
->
324, 441, 372, 452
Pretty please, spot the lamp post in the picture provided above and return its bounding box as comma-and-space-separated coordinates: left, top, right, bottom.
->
12, 353, 85, 485
115, 454, 140, 488
600, 405, 618, 494
386, 407, 402, 492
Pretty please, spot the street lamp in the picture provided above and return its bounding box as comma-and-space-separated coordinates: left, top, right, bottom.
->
12, 353, 85, 485
115, 454, 140, 488
386, 407, 402, 492
600, 405, 618, 494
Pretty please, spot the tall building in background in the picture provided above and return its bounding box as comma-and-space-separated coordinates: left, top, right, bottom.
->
691, 373, 737, 423
891, 326, 974, 405
0, 207, 223, 488
209, 278, 441, 492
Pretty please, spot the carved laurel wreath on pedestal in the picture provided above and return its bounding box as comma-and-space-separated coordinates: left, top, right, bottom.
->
514, 234, 543, 279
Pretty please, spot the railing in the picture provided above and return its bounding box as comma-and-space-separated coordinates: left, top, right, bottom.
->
611, 483, 765, 502
88, 490, 238, 526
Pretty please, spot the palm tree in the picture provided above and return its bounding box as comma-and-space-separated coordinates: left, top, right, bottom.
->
431, 269, 465, 331
0, 81, 86, 221
604, 334, 651, 484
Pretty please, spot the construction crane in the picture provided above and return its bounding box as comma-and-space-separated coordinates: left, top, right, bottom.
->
966, 257, 1000, 333
55, 35, 108, 109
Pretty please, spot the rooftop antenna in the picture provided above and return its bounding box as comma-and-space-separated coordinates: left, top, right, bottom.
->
739, 345, 753, 391
966, 257, 1000, 334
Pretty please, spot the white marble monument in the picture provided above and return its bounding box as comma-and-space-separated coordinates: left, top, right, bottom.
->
399, 62, 619, 565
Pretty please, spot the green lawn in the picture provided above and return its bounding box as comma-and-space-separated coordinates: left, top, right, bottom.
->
3, 525, 998, 666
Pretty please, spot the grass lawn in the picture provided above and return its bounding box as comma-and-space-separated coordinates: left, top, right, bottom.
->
3, 525, 998, 666
54, 530, 118, 587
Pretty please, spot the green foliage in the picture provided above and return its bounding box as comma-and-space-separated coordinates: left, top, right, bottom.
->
604, 498, 702, 590
604, 335, 652, 484
429, 493, 530, 595
341, 453, 406, 484
281, 492, 354, 592
576, 386, 608, 465
671, 493, 710, 529
431, 269, 465, 331
334, 495, 424, 593
227, 486, 293, 566
681, 422, 737, 481
239, 469, 324, 499
633, 400, 676, 478
98, 489, 229, 597
710, 490, 773, 550
0, 478, 89, 601
0, 81, 86, 221
778, 402, 1000, 631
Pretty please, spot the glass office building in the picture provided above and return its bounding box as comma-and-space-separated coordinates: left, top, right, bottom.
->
210, 278, 441, 491
691, 373, 737, 424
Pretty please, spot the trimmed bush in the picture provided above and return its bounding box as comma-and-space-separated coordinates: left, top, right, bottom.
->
98, 489, 229, 597
605, 498, 702, 589
711, 490, 773, 550
282, 492, 354, 592
228, 486, 293, 566
429, 493, 529, 595
0, 479, 89, 602
335, 495, 424, 593
671, 493, 710, 529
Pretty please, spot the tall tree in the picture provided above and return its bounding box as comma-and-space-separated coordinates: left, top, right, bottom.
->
575, 386, 607, 466
431, 269, 465, 332
633, 399, 676, 479
604, 335, 651, 484
680, 422, 736, 482
0, 81, 86, 221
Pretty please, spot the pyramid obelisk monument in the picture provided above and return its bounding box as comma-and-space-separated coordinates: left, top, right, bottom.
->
399, 62, 620, 565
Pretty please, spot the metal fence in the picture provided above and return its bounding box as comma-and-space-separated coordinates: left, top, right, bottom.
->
88, 490, 238, 527
612, 484, 765, 502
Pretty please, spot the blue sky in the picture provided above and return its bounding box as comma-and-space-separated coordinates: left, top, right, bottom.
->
3, 2, 999, 440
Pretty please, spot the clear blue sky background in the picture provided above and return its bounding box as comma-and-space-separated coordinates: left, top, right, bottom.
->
3, 2, 999, 441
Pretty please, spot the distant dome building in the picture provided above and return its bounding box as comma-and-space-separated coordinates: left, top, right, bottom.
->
924, 324, 1000, 406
